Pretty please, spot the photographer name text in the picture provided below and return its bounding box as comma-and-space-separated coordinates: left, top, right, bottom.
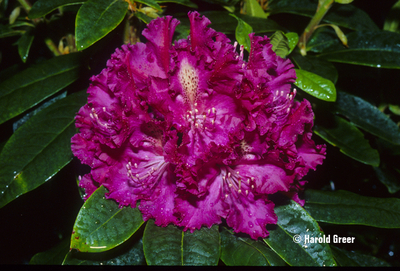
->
292, 234, 355, 244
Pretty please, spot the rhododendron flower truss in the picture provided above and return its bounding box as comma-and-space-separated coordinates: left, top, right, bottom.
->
71, 11, 326, 240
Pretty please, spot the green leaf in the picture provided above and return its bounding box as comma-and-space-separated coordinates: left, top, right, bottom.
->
335, 0, 353, 3
175, 11, 283, 37
220, 227, 286, 266
29, 0, 86, 19
291, 53, 338, 84
263, 200, 337, 267
270, 31, 290, 58
304, 189, 400, 228
285, 32, 298, 55
70, 186, 144, 253
318, 31, 400, 69
294, 69, 336, 101
156, 0, 198, 8
135, 0, 161, 12
0, 141, 6, 154
17, 28, 34, 63
134, 11, 153, 24
334, 91, 400, 145
244, 0, 266, 18
230, 14, 253, 53
384, 0, 400, 33
330, 246, 390, 267
12, 91, 67, 131
75, 0, 128, 50
0, 24, 25, 38
374, 163, 400, 194
267, 0, 378, 31
143, 221, 220, 265
306, 27, 339, 53
314, 115, 380, 166
0, 53, 82, 125
30, 238, 70, 265
0, 91, 87, 209
389, 104, 400, 115
64, 237, 145, 265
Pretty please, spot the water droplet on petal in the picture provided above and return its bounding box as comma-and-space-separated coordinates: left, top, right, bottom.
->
248, 222, 254, 228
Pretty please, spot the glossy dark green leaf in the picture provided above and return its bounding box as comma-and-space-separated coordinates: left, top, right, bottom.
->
267, 0, 378, 31
220, 227, 286, 266
71, 186, 144, 252
318, 31, 400, 69
373, 163, 400, 194
0, 64, 20, 83
304, 189, 400, 228
30, 238, 70, 265
331, 246, 390, 267
12, 91, 67, 132
334, 91, 400, 145
384, 0, 400, 33
0, 91, 87, 209
29, 0, 86, 19
263, 200, 337, 266
270, 31, 290, 58
314, 115, 380, 166
75, 0, 128, 50
0, 53, 82, 125
64, 237, 145, 265
17, 28, 34, 63
176, 11, 283, 36
156, 0, 198, 8
143, 221, 220, 265
230, 14, 253, 53
291, 53, 338, 83
306, 27, 339, 54
135, 0, 161, 11
244, 0, 266, 18
294, 69, 336, 101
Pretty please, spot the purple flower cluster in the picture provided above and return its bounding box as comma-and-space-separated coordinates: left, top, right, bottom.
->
71, 12, 326, 239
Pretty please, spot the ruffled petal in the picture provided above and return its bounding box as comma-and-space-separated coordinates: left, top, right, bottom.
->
138, 164, 179, 226
175, 165, 229, 230
220, 167, 278, 239
142, 16, 179, 75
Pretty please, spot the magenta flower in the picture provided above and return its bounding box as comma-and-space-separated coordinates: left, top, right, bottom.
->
71, 12, 326, 239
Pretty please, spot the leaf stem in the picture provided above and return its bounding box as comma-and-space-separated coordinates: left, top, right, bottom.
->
17, 0, 32, 13
44, 37, 61, 56
297, 0, 334, 56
